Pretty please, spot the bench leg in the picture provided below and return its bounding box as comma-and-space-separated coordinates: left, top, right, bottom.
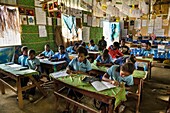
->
0, 79, 5, 94
17, 77, 24, 109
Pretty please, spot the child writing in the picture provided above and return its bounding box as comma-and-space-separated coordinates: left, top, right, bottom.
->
89, 39, 99, 51
95, 49, 113, 67
50, 45, 70, 63
66, 46, 92, 75
38, 44, 54, 58
26, 49, 41, 102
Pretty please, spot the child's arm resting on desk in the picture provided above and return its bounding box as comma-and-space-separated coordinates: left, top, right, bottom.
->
102, 73, 119, 86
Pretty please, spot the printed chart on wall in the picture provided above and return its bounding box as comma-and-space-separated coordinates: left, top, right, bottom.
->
0, 6, 21, 47
103, 21, 120, 48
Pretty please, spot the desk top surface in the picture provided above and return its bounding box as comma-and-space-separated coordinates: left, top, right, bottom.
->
0, 64, 38, 76
39, 58, 66, 65
136, 56, 153, 62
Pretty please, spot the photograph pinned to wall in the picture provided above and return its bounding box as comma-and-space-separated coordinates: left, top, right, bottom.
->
48, 1, 54, 12
49, 12, 54, 17
19, 7, 25, 14
53, 0, 59, 10
28, 16, 35, 25
20, 15, 27, 25
83, 14, 87, 23
43, 3, 48, 11
56, 11, 61, 18
142, 20, 147, 26
26, 9, 34, 16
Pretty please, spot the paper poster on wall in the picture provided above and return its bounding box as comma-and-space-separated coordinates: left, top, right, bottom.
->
154, 29, 164, 37
99, 18, 104, 28
96, 17, 100, 27
148, 26, 153, 34
28, 16, 35, 25
142, 20, 147, 26
154, 17, 162, 29
83, 14, 87, 23
82, 27, 90, 42
57, 18, 61, 26
103, 21, 120, 48
47, 17, 52, 25
35, 8, 47, 25
39, 26, 47, 37
92, 16, 96, 27
87, 15, 92, 26
122, 29, 127, 38
0, 6, 21, 47
134, 19, 141, 29
20, 15, 27, 25
34, 0, 42, 7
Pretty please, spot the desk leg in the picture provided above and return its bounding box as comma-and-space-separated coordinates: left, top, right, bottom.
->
149, 62, 151, 80
29, 76, 47, 96
108, 101, 113, 113
0, 79, 5, 94
17, 77, 23, 109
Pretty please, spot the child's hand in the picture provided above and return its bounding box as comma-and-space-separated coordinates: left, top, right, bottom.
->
66, 70, 72, 74
110, 80, 119, 86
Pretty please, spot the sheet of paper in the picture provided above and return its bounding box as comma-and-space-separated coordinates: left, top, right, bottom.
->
122, 29, 127, 37
47, 17, 52, 25
134, 19, 141, 29
28, 16, 35, 25
50, 70, 68, 78
154, 17, 162, 29
82, 27, 90, 42
87, 15, 92, 26
91, 81, 108, 91
34, 0, 42, 7
148, 19, 154, 26
83, 14, 87, 23
35, 8, 47, 25
39, 26, 47, 37
148, 27, 153, 34
57, 18, 61, 26
142, 20, 147, 26
92, 16, 96, 27
101, 81, 116, 89
154, 29, 164, 37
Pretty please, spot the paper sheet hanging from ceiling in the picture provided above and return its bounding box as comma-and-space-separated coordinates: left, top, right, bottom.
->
82, 27, 90, 42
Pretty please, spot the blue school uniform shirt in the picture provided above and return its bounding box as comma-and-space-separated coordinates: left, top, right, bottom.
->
66, 46, 76, 54
26, 57, 40, 70
68, 58, 92, 73
96, 55, 113, 64
18, 55, 28, 67
141, 49, 154, 57
51, 52, 70, 63
41, 50, 54, 57
107, 65, 134, 86
89, 45, 98, 51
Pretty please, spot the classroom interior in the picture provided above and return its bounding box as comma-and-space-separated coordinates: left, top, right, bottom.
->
0, 0, 170, 113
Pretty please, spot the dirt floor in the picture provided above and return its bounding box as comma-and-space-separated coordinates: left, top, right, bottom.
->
0, 66, 170, 113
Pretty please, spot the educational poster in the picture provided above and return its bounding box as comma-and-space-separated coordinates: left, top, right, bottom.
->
148, 27, 153, 34
87, 15, 92, 26
122, 29, 127, 38
142, 20, 147, 26
154, 17, 162, 30
82, 27, 90, 42
20, 15, 27, 25
38, 25, 47, 37
48, 1, 54, 12
154, 29, 164, 37
47, 17, 52, 25
103, 21, 120, 48
148, 19, 154, 27
57, 18, 61, 26
35, 8, 47, 25
34, 0, 42, 7
61, 14, 77, 42
28, 16, 35, 25
83, 14, 87, 23
134, 19, 141, 29
0, 6, 21, 47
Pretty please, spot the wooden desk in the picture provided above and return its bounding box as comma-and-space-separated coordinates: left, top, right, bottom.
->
53, 75, 126, 113
136, 57, 153, 80
39, 58, 67, 73
0, 64, 47, 109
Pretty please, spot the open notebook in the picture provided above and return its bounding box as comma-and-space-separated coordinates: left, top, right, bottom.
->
91, 81, 116, 91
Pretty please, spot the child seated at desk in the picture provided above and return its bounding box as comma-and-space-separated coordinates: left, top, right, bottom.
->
18, 46, 28, 67
66, 46, 92, 75
50, 45, 70, 63
96, 49, 113, 67
26, 49, 41, 102
38, 44, 54, 58
80, 42, 89, 49
135, 42, 154, 71
66, 43, 79, 54
89, 39, 98, 51
108, 42, 124, 59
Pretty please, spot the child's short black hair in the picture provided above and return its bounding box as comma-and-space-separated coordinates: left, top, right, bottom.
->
74, 43, 79, 47
113, 42, 120, 48
28, 49, 36, 55
77, 46, 88, 56
90, 39, 94, 43
121, 62, 135, 74
21, 46, 28, 52
146, 42, 151, 46
59, 45, 65, 50
45, 44, 50, 48
103, 49, 109, 58
81, 42, 86, 47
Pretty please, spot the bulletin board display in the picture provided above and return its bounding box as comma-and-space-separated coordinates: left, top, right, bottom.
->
0, 6, 21, 47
